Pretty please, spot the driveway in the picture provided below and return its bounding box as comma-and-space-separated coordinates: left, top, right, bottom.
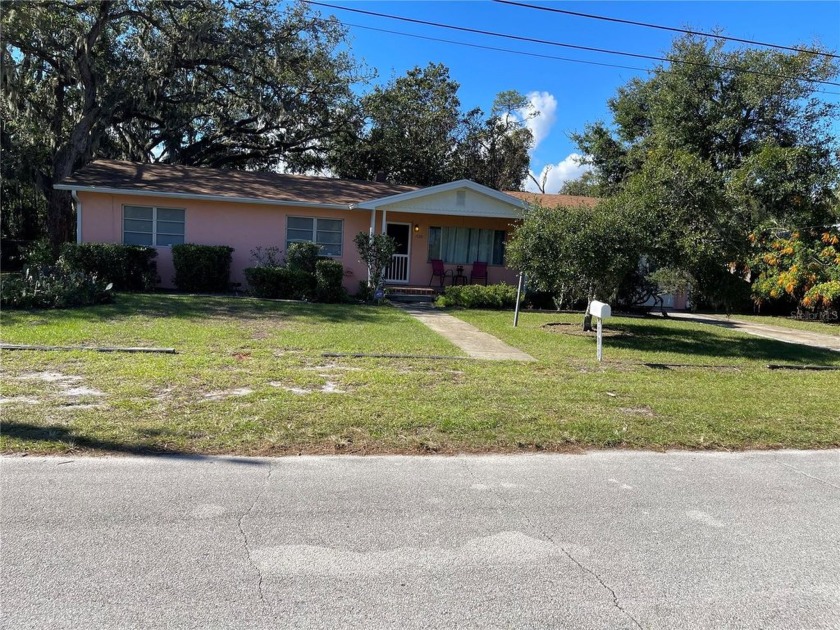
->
661, 311, 840, 352
2, 451, 839, 629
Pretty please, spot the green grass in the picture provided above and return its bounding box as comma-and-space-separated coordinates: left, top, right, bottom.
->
720, 313, 840, 336
1, 294, 839, 456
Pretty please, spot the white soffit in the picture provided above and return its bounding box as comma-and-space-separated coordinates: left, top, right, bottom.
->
357, 180, 526, 218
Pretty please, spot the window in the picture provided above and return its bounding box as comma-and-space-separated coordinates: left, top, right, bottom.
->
123, 206, 185, 246
428, 227, 505, 265
286, 217, 343, 256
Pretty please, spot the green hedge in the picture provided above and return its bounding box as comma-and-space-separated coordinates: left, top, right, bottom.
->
1, 266, 114, 309
315, 259, 346, 303
243, 267, 316, 300
171, 244, 234, 293
60, 243, 157, 291
286, 242, 321, 273
436, 283, 520, 309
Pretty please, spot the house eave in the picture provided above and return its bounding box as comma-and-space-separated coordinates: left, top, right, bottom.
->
53, 184, 351, 210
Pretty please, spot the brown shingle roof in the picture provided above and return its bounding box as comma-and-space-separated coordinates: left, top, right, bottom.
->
504, 191, 600, 208
58, 160, 419, 206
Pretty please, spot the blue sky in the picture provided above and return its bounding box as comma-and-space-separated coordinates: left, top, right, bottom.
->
306, 0, 840, 191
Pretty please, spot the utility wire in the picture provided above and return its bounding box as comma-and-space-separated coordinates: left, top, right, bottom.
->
304, 0, 840, 88
494, 0, 840, 61
330, 18, 840, 97
339, 20, 653, 74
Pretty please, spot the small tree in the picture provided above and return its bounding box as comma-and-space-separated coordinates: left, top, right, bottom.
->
354, 232, 397, 298
507, 201, 643, 329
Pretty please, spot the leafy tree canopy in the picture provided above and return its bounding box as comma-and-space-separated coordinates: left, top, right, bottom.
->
571, 35, 839, 309
558, 171, 601, 197
507, 200, 644, 310
328, 63, 533, 189
2, 0, 363, 247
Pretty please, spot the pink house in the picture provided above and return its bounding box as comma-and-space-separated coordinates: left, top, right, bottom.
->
57, 160, 597, 294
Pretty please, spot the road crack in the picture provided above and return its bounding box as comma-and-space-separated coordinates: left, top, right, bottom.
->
238, 463, 273, 608
460, 457, 643, 630
779, 462, 840, 491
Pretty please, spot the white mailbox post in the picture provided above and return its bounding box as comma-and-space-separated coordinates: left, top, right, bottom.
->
589, 300, 612, 362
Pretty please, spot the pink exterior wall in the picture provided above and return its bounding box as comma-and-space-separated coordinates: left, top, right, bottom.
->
78, 192, 521, 293
387, 211, 519, 287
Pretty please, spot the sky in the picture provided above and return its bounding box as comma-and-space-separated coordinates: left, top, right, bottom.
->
304, 0, 840, 192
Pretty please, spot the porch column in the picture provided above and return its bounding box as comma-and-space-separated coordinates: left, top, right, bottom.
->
381, 206, 387, 234
369, 207, 376, 237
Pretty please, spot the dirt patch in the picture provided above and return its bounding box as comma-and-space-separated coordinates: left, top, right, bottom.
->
304, 362, 362, 373
13, 371, 107, 403
270, 380, 347, 395
153, 387, 174, 401
619, 406, 656, 417
203, 387, 254, 401
0, 396, 40, 405
17, 372, 83, 383
541, 323, 630, 338
63, 386, 105, 397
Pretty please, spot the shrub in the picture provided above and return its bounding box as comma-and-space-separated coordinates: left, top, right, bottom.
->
315, 259, 346, 303
60, 243, 157, 291
243, 266, 316, 300
1, 265, 113, 309
355, 280, 375, 302
171, 244, 234, 293
436, 283, 520, 309
286, 242, 321, 273
1, 239, 30, 272
250, 246, 283, 268
751, 228, 840, 313
353, 232, 396, 297
22, 239, 57, 268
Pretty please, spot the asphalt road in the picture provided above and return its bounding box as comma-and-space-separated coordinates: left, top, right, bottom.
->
2, 451, 838, 629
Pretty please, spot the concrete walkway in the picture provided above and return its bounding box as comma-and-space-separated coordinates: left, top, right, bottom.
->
661, 312, 840, 352
394, 303, 535, 361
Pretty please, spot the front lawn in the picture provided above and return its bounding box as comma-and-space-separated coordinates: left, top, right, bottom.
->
2, 294, 838, 455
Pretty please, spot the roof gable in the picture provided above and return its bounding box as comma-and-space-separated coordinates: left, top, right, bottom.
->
357, 180, 526, 218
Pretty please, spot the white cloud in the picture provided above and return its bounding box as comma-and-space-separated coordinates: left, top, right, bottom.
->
518, 91, 557, 151
524, 153, 591, 193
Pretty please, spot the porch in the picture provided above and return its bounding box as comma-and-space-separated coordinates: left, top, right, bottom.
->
357, 180, 526, 291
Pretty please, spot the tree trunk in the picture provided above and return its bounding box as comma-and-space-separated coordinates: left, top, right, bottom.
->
583, 286, 594, 331
46, 189, 73, 254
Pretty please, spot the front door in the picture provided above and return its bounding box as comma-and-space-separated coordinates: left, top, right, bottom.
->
384, 222, 410, 284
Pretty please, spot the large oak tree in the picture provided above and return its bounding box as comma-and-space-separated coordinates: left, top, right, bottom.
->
2, 0, 362, 248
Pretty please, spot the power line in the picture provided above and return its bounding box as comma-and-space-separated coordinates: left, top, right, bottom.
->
330, 19, 840, 97
494, 0, 840, 61
338, 21, 654, 74
303, 0, 840, 88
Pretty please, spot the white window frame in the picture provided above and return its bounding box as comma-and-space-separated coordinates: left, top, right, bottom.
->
122, 205, 185, 247
286, 216, 344, 257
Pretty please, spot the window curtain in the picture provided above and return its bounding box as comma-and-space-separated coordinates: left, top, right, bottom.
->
435, 227, 504, 264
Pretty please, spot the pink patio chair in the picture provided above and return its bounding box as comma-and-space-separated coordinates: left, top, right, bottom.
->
429, 259, 453, 287
470, 261, 488, 285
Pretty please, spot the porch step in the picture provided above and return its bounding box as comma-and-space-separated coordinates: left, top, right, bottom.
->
386, 286, 440, 303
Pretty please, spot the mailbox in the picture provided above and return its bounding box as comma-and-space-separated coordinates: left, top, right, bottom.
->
590, 300, 611, 319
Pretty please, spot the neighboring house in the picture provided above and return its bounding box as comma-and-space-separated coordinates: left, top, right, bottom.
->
56, 160, 598, 293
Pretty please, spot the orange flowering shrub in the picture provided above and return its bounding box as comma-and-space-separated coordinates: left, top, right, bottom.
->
750, 228, 840, 310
